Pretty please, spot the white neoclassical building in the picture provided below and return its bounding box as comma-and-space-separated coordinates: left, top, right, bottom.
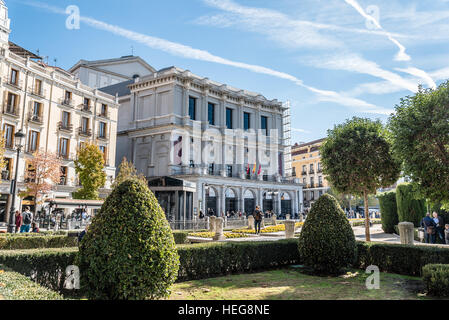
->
0, 0, 119, 223
101, 65, 304, 222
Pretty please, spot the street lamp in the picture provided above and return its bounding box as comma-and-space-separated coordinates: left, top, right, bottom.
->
7, 130, 26, 233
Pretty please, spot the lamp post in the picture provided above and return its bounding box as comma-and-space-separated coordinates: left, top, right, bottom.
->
7, 130, 26, 233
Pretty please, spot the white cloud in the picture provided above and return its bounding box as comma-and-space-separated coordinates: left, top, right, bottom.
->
395, 67, 437, 89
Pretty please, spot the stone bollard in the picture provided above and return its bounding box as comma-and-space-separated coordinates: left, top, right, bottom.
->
213, 217, 226, 241
398, 222, 415, 245
271, 214, 277, 226
209, 216, 216, 233
247, 215, 255, 230
284, 220, 295, 239
299, 214, 304, 222
286, 214, 291, 220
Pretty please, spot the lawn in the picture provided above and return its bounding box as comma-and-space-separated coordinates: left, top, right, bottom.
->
168, 267, 436, 300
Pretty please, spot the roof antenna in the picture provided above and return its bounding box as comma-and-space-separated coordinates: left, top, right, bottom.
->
53, 58, 57, 67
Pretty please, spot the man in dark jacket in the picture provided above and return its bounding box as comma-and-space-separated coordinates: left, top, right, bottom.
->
253, 206, 263, 235
421, 213, 436, 244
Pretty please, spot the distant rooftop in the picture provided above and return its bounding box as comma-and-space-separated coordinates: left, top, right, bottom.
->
292, 138, 326, 149
99, 79, 134, 97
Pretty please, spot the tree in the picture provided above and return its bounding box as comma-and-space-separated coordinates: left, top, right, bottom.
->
298, 194, 356, 275
320, 117, 401, 241
20, 150, 62, 214
377, 190, 398, 233
77, 179, 180, 300
396, 183, 426, 227
112, 157, 146, 189
389, 82, 449, 209
73, 142, 106, 200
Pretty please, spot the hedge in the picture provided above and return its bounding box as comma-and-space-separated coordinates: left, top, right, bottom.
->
377, 191, 398, 233
0, 235, 77, 250
356, 242, 449, 276
422, 264, 449, 297
0, 265, 63, 300
172, 231, 189, 244
396, 183, 426, 227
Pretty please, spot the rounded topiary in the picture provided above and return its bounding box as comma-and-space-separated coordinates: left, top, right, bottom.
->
396, 183, 426, 227
377, 191, 398, 233
298, 194, 356, 275
76, 179, 180, 300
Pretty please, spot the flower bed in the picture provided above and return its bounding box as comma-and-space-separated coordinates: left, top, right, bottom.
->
188, 232, 249, 239
232, 222, 304, 234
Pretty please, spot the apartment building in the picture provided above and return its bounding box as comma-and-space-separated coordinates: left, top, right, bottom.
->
291, 138, 330, 210
101, 67, 303, 221
0, 0, 119, 222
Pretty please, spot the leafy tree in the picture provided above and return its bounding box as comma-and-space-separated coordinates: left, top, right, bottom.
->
396, 183, 426, 227
112, 157, 146, 189
73, 143, 106, 200
320, 117, 401, 241
377, 190, 398, 233
389, 82, 449, 209
76, 179, 180, 300
20, 150, 62, 214
298, 194, 356, 275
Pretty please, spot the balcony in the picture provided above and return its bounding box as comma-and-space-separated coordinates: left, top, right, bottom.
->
3, 104, 19, 117
58, 122, 73, 133
317, 168, 323, 173
97, 111, 110, 119
58, 152, 74, 161
78, 104, 92, 114
318, 183, 324, 188
309, 169, 315, 174
78, 127, 92, 137
1, 170, 10, 181
28, 112, 43, 125
5, 140, 14, 150
4, 76, 23, 90
59, 176, 67, 186
301, 171, 307, 175
59, 98, 73, 108
309, 183, 315, 188
96, 132, 109, 141
28, 87, 46, 98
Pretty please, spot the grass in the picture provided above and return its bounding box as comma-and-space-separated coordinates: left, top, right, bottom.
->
168, 267, 438, 300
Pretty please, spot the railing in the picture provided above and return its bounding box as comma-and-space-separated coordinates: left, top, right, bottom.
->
309, 169, 315, 174
58, 152, 75, 161
96, 132, 109, 140
1, 170, 10, 181
58, 121, 73, 132
59, 176, 67, 186
301, 171, 307, 175
3, 104, 19, 117
97, 111, 110, 119
78, 104, 92, 113
28, 87, 46, 98
4, 76, 23, 89
78, 127, 92, 137
28, 112, 43, 124
59, 98, 73, 107
5, 140, 14, 150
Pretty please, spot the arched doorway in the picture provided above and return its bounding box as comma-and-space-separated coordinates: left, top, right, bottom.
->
244, 189, 256, 216
281, 192, 292, 217
225, 188, 237, 215
206, 186, 218, 216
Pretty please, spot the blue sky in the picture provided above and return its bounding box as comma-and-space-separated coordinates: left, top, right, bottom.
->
7, 0, 449, 143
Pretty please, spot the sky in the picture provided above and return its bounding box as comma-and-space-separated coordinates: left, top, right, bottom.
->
6, 0, 449, 143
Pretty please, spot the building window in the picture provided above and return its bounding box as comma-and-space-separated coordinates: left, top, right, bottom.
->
244, 112, 250, 131
302, 165, 306, 175
64, 91, 72, 105
261, 116, 268, 135
318, 176, 323, 187
6, 92, 18, 114
81, 117, 89, 132
62, 111, 70, 128
34, 79, 42, 95
99, 145, 107, 163
309, 163, 314, 174
84, 97, 90, 107
189, 97, 196, 120
60, 166, 68, 185
226, 165, 233, 177
208, 163, 214, 175
25, 162, 36, 183
3, 124, 14, 149
59, 138, 69, 158
100, 104, 108, 117
2, 158, 12, 180
292, 166, 296, 177
310, 177, 314, 188
33, 102, 42, 117
208, 102, 215, 125
189, 160, 194, 168
10, 68, 18, 85
226, 108, 233, 129
28, 130, 40, 153
98, 122, 106, 138
303, 178, 306, 185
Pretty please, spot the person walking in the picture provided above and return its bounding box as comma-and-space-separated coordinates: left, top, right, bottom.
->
421, 212, 437, 244
14, 210, 22, 233
433, 212, 445, 243
20, 206, 33, 233
253, 206, 263, 235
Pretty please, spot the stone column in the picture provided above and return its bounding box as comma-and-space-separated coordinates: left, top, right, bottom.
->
247, 215, 255, 230
398, 222, 414, 245
286, 214, 291, 220
284, 220, 295, 239
209, 216, 216, 233
213, 217, 226, 241
271, 214, 277, 226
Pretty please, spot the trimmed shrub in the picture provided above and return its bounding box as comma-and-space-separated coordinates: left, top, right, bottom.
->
377, 191, 398, 233
172, 231, 189, 244
0, 235, 77, 250
0, 248, 77, 292
396, 183, 426, 227
298, 194, 356, 275
177, 239, 299, 281
76, 179, 180, 300
422, 264, 449, 297
356, 242, 449, 276
0, 266, 63, 300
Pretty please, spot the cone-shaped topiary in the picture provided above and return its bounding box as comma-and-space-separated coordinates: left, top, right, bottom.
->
76, 179, 180, 300
298, 194, 356, 275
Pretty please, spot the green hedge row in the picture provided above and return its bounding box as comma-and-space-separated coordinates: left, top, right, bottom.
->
422, 264, 449, 297
172, 231, 189, 244
0, 265, 63, 300
356, 242, 449, 276
396, 183, 426, 227
377, 191, 398, 233
0, 235, 78, 250
177, 240, 300, 281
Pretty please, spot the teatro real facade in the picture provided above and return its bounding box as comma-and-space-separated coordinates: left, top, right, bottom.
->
101, 66, 304, 222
